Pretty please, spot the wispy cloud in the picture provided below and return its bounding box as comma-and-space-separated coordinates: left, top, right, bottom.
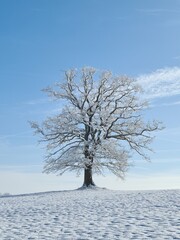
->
161, 101, 180, 107
137, 67, 180, 99
151, 100, 180, 108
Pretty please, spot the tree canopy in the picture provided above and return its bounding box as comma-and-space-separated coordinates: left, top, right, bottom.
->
30, 67, 163, 187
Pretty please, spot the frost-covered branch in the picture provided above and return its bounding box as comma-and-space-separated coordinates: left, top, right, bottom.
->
30, 67, 164, 185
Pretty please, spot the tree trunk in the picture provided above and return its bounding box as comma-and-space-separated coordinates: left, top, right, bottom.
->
83, 165, 95, 187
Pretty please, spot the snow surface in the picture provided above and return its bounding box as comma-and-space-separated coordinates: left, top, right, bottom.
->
0, 189, 179, 239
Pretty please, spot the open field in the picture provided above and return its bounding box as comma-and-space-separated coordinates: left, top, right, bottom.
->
0, 189, 179, 239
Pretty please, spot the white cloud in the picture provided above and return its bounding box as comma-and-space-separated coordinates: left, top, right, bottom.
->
137, 67, 180, 99
153, 100, 180, 107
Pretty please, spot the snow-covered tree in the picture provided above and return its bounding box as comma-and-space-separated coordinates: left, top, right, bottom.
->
30, 67, 163, 187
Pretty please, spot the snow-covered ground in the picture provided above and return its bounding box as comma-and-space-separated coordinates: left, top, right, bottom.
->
0, 189, 179, 239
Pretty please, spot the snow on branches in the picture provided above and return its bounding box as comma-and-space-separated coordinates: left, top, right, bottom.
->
30, 67, 163, 186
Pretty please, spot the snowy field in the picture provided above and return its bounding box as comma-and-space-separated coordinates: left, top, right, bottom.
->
0, 189, 179, 239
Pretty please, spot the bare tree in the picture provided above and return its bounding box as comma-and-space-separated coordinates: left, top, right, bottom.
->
30, 67, 163, 188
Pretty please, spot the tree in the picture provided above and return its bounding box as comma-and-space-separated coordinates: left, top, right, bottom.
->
30, 67, 163, 188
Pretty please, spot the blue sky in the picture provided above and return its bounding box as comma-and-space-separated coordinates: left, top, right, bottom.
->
0, 0, 180, 194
